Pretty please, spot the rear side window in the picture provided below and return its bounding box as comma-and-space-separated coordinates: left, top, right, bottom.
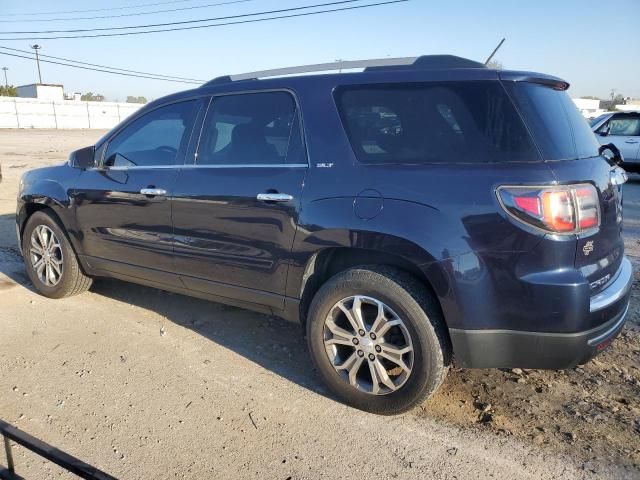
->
504, 82, 601, 160
197, 91, 302, 166
335, 81, 539, 165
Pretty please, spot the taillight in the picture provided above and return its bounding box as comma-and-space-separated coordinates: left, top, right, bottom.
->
498, 184, 600, 234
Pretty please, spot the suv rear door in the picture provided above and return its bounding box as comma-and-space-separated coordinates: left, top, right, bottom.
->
504, 80, 625, 301
171, 91, 307, 310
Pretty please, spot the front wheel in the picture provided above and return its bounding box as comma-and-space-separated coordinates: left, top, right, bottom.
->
22, 210, 93, 299
306, 266, 450, 415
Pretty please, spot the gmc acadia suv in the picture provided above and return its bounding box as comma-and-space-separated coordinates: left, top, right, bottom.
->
16, 55, 632, 414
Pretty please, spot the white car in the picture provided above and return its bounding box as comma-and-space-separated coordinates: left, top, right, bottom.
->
591, 112, 640, 171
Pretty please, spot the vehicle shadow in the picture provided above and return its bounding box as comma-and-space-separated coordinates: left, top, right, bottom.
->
0, 213, 329, 399
0, 213, 32, 290
90, 277, 329, 398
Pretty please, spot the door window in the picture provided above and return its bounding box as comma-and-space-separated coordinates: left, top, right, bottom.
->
607, 117, 640, 136
104, 100, 199, 168
197, 92, 302, 165
336, 81, 540, 164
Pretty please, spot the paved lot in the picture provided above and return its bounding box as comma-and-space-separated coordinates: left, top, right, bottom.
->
0, 130, 638, 479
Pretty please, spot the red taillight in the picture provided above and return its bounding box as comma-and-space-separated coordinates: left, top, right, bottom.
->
498, 184, 599, 234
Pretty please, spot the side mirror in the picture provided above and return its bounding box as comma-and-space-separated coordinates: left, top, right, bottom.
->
68, 146, 96, 169
597, 129, 609, 137
599, 143, 624, 167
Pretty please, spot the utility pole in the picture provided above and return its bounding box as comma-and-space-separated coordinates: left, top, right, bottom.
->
1, 67, 8, 88
30, 44, 43, 84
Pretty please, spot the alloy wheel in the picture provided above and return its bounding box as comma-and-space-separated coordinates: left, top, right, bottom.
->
323, 296, 414, 395
29, 225, 64, 287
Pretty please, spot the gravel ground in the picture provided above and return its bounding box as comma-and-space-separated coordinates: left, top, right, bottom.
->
0, 129, 638, 479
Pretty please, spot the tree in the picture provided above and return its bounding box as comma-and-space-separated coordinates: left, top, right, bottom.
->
80, 92, 105, 101
486, 59, 503, 70
126, 96, 147, 104
0, 85, 17, 97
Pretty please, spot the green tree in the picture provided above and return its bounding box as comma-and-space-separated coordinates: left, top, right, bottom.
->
80, 92, 105, 101
126, 96, 147, 104
0, 85, 17, 97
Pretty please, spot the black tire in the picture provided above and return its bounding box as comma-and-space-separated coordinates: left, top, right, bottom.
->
22, 210, 93, 299
306, 266, 450, 415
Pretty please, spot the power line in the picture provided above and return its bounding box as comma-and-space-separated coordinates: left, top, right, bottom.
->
1, 0, 364, 34
0, 51, 202, 84
0, 0, 409, 40
0, 46, 205, 82
0, 0, 256, 24
3, 0, 197, 17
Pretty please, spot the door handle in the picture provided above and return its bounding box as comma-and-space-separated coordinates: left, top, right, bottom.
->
140, 188, 167, 196
256, 193, 293, 203
625, 139, 638, 144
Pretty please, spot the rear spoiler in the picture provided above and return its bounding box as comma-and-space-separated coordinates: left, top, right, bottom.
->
499, 71, 570, 91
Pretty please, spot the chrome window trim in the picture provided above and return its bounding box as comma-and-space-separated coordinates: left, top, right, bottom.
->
87, 163, 308, 171
182, 163, 308, 169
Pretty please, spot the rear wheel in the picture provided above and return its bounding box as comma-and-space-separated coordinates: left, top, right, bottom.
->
22, 210, 92, 298
306, 266, 450, 415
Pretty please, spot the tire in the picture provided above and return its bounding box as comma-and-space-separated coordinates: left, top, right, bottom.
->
306, 266, 450, 415
22, 210, 93, 299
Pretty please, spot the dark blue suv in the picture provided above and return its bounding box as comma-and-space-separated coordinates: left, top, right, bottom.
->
16, 55, 632, 414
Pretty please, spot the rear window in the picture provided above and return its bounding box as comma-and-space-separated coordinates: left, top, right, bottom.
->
335, 81, 540, 165
504, 82, 601, 160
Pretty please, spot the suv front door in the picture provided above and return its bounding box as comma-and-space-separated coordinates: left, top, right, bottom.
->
73, 99, 202, 285
172, 91, 307, 309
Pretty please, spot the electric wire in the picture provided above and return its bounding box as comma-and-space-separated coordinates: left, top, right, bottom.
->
0, 0, 256, 24
0, 0, 409, 41
0, 46, 205, 82
0, 0, 368, 34
0, 51, 202, 84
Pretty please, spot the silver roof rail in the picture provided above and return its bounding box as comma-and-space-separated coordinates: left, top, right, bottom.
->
203, 55, 485, 86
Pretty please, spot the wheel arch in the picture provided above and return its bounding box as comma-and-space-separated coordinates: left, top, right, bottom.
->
294, 244, 451, 336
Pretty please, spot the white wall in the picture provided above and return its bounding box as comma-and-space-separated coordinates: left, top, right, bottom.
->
0, 96, 143, 129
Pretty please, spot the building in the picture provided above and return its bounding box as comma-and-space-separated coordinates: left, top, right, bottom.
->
16, 83, 64, 101
571, 98, 606, 119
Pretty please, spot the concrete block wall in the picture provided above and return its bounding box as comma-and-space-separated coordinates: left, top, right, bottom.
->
0, 96, 143, 129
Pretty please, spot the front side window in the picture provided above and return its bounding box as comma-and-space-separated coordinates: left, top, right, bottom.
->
197, 91, 301, 166
607, 116, 640, 136
104, 100, 198, 168
335, 81, 540, 165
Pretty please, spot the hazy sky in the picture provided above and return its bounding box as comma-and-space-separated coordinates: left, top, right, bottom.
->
1, 0, 638, 101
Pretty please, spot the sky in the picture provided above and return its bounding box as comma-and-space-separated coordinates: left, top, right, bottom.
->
0, 0, 638, 102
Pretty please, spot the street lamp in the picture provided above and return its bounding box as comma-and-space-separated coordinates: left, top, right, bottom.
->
30, 44, 43, 84
1, 67, 8, 88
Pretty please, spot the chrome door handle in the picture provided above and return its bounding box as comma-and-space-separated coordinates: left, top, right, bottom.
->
257, 193, 293, 202
140, 188, 167, 196
625, 139, 638, 143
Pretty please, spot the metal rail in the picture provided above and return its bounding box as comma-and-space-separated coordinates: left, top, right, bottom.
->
0, 420, 116, 480
203, 55, 487, 86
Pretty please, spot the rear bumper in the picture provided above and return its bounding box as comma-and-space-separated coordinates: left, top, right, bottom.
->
451, 257, 632, 369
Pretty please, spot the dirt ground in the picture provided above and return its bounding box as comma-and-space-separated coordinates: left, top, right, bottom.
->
0, 129, 638, 479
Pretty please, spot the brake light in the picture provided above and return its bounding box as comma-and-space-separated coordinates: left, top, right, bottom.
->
498, 184, 599, 234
